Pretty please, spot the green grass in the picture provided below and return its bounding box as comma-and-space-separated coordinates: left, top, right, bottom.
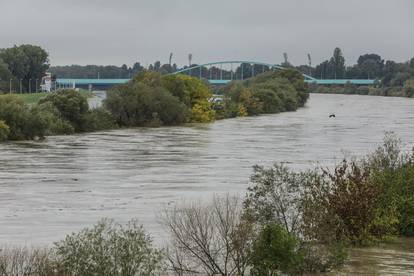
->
18, 92, 48, 104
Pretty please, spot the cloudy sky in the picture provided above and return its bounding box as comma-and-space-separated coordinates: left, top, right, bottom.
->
0, 0, 413, 67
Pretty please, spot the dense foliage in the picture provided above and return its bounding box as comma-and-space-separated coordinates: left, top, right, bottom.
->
50, 63, 145, 79
250, 223, 303, 276
0, 90, 115, 141
306, 47, 414, 98
0, 95, 50, 140
54, 219, 163, 276
0, 44, 49, 92
105, 71, 217, 127
216, 69, 309, 119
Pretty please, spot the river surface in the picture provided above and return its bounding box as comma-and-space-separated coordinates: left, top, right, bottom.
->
1, 94, 414, 274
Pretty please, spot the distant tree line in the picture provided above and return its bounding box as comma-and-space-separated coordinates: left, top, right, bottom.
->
298, 47, 414, 88
0, 44, 49, 92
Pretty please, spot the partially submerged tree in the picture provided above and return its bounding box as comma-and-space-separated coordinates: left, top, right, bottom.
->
162, 196, 254, 276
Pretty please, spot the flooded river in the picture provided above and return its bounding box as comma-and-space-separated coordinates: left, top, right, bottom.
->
1, 94, 414, 274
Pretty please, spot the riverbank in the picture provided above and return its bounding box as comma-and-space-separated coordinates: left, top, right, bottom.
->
0, 69, 309, 142
309, 83, 414, 98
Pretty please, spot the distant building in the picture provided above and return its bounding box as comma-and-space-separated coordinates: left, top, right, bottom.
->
40, 72, 53, 92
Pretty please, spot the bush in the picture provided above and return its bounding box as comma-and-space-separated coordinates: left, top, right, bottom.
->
0, 94, 50, 140
250, 223, 303, 276
366, 134, 414, 237
54, 219, 163, 276
244, 164, 348, 272
162, 74, 215, 123
220, 69, 307, 118
163, 196, 254, 276
39, 89, 89, 132
0, 120, 10, 141
105, 78, 189, 127
36, 102, 75, 135
83, 107, 117, 132
0, 246, 61, 276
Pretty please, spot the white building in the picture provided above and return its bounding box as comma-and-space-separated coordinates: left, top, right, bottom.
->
40, 72, 53, 92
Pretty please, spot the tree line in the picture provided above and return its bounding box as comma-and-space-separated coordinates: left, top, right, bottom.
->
296, 47, 414, 87
0, 68, 308, 142
0, 45, 49, 92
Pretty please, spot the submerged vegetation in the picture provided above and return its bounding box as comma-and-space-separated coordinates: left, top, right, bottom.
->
0, 69, 308, 141
1, 134, 413, 275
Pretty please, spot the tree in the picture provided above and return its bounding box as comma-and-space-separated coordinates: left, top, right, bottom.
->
163, 196, 254, 276
161, 74, 215, 123
39, 89, 89, 132
0, 45, 49, 92
0, 58, 12, 91
404, 79, 414, 97
354, 54, 384, 79
54, 219, 163, 276
244, 164, 309, 235
0, 94, 50, 140
250, 223, 303, 276
314, 60, 332, 79
104, 72, 189, 126
330, 47, 346, 79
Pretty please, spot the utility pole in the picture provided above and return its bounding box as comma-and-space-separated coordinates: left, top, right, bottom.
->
9, 79, 12, 94
188, 53, 192, 67
307, 53, 312, 77
169, 53, 173, 66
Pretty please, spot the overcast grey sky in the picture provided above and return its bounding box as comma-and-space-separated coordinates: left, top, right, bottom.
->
1, 0, 413, 67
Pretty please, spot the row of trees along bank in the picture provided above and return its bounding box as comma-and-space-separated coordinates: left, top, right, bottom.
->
0, 69, 308, 142
0, 45, 49, 92
1, 134, 413, 275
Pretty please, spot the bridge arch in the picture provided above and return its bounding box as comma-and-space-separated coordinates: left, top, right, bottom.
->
171, 60, 316, 84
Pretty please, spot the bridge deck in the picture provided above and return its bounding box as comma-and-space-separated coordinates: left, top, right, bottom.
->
56, 78, 375, 86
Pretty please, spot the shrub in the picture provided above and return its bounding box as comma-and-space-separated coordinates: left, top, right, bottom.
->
162, 74, 215, 123
105, 80, 188, 127
36, 102, 75, 135
83, 107, 117, 132
0, 94, 50, 140
54, 219, 163, 276
244, 164, 347, 272
250, 223, 303, 276
0, 120, 10, 141
366, 134, 414, 237
39, 89, 89, 132
321, 161, 381, 245
0, 246, 61, 276
220, 69, 307, 118
163, 196, 254, 276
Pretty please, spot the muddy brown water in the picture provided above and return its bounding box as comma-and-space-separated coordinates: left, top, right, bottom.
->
1, 94, 414, 274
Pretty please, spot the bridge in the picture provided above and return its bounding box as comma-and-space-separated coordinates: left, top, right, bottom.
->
55, 60, 375, 89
